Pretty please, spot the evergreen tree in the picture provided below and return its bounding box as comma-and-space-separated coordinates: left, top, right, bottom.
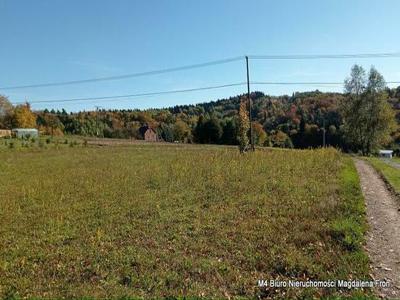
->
221, 119, 238, 145
202, 117, 222, 144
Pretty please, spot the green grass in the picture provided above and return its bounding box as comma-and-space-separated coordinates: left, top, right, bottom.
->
366, 157, 400, 194
0, 145, 370, 299
0, 136, 85, 151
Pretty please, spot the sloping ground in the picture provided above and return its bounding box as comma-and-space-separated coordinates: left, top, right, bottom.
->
354, 159, 400, 299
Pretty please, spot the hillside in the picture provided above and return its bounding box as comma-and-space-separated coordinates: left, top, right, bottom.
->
29, 86, 400, 151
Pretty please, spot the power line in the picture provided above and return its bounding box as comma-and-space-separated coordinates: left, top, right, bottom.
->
248, 52, 400, 60
14, 80, 400, 105
252, 81, 400, 85
0, 56, 244, 90
2, 52, 400, 90
16, 82, 247, 104
252, 81, 344, 85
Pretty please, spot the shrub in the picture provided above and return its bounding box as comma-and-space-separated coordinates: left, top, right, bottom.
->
331, 218, 363, 251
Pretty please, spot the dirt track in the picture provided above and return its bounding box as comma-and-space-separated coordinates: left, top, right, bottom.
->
354, 159, 400, 299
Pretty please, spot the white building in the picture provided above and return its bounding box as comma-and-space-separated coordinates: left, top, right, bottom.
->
379, 150, 393, 159
12, 128, 39, 138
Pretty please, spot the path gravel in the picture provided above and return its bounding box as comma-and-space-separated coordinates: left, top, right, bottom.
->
354, 159, 400, 299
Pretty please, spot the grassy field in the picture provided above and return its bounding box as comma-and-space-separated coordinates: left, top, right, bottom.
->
0, 144, 370, 299
366, 157, 400, 194
0, 135, 84, 150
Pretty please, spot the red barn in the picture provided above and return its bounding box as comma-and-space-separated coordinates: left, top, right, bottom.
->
139, 125, 158, 142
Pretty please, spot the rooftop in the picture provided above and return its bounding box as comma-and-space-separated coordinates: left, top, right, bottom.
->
12, 128, 38, 131
379, 150, 393, 154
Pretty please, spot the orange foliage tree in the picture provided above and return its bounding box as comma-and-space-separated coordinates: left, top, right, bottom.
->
12, 103, 36, 128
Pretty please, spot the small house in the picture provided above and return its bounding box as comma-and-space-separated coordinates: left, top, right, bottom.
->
379, 150, 393, 159
139, 125, 158, 142
12, 128, 39, 139
0, 129, 11, 138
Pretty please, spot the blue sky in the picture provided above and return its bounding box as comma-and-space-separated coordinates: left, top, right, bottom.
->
1, 0, 400, 111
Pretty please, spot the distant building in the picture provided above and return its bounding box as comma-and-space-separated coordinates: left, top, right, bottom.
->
379, 150, 393, 159
139, 125, 158, 142
12, 128, 39, 138
0, 129, 11, 138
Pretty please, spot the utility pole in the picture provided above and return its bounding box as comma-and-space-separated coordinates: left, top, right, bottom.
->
246, 56, 254, 151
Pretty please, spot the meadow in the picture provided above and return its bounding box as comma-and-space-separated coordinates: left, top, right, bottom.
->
0, 143, 370, 299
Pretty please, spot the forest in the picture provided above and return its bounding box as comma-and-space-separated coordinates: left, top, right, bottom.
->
1, 81, 400, 153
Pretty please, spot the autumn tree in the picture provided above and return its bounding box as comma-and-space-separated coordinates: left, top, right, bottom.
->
271, 130, 293, 148
238, 99, 249, 152
12, 103, 36, 128
341, 65, 397, 154
173, 119, 191, 142
37, 112, 64, 136
252, 122, 267, 146
0, 95, 14, 129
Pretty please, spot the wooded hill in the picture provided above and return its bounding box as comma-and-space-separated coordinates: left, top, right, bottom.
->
35, 86, 400, 152
1, 86, 400, 152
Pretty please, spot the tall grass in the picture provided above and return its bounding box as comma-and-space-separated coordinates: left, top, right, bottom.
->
0, 145, 369, 298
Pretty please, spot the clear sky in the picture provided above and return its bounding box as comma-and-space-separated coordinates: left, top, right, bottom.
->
1, 0, 400, 111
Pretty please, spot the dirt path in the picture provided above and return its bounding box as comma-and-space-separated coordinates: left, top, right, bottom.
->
353, 159, 400, 299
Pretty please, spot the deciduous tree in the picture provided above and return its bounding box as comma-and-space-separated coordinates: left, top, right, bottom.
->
0, 95, 14, 129
252, 122, 267, 146
12, 103, 36, 128
341, 65, 397, 154
173, 119, 191, 142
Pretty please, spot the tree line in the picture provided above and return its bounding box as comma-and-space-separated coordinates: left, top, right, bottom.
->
0, 65, 398, 154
